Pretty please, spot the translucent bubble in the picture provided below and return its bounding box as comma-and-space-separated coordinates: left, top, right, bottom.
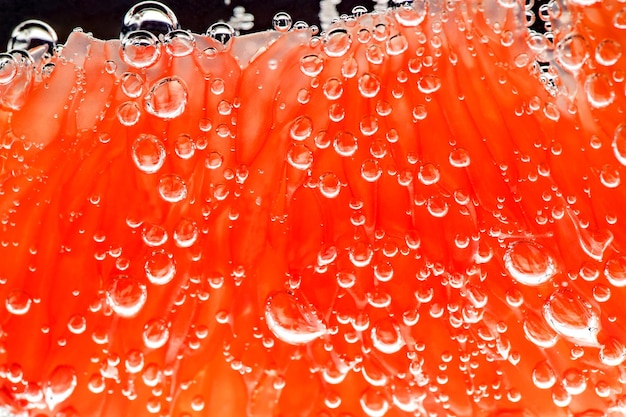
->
449, 148, 470, 167
360, 115, 379, 136
106, 275, 148, 317
287, 143, 314, 170
323, 77, 343, 100
211, 78, 225, 95
205, 151, 223, 170
358, 73, 381, 98
173, 134, 195, 159
613, 123, 626, 165
264, 291, 327, 345
145, 77, 187, 119
596, 39, 622, 66
371, 318, 405, 354
142, 224, 168, 247
117, 101, 141, 126
121, 1, 179, 39
543, 289, 600, 346
392, 382, 425, 412
319, 172, 341, 198
614, 7, 626, 29
8, 19, 57, 53
300, 54, 324, 77
361, 160, 382, 182
562, 368, 586, 395
323, 28, 352, 57
272, 12, 293, 32
0, 53, 18, 84
164, 29, 195, 57
144, 250, 176, 285
132, 134, 166, 174
418, 163, 440, 185
523, 312, 558, 348
386, 33, 408, 55
360, 388, 389, 417
121, 72, 144, 98
417, 75, 441, 94
125, 349, 145, 374
121, 30, 161, 68
394, 2, 427, 27
555, 33, 589, 72
173, 218, 198, 248
333, 131, 358, 157
341, 56, 358, 78
503, 241, 556, 286
207, 22, 236, 45
349, 241, 374, 267
600, 164, 620, 188
532, 361, 557, 389
427, 196, 448, 217
599, 337, 626, 366
158, 174, 187, 203
5, 289, 32, 315
67, 314, 87, 335
585, 73, 615, 108
366, 44, 384, 65
604, 255, 626, 286
290, 115, 313, 141
44, 366, 77, 410
143, 318, 170, 349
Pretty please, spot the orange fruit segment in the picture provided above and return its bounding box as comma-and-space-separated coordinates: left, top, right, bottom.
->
2, 1, 626, 416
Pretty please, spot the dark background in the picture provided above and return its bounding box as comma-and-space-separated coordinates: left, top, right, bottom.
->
0, 0, 378, 48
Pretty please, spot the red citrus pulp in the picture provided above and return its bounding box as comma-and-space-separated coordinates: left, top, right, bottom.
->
2, 0, 626, 416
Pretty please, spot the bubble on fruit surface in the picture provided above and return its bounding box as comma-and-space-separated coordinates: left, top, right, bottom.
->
7, 19, 57, 53
371, 318, 405, 354
323, 27, 352, 57
67, 314, 87, 335
121, 30, 161, 68
5, 289, 32, 315
604, 255, 626, 287
596, 39, 622, 66
417, 75, 441, 94
532, 361, 557, 389
555, 33, 589, 73
287, 143, 314, 170
144, 77, 187, 119
319, 172, 341, 198
264, 291, 327, 345
562, 368, 586, 395
144, 250, 176, 285
290, 115, 313, 141
599, 337, 626, 366
125, 350, 145, 374
121, 72, 144, 98
361, 160, 382, 182
449, 148, 471, 167
205, 152, 223, 170
105, 275, 148, 318
157, 174, 187, 203
43, 365, 77, 410
132, 134, 166, 174
543, 289, 600, 347
272, 12, 293, 32
300, 54, 324, 77
117, 101, 141, 126
121, 1, 179, 39
174, 134, 195, 159
173, 219, 198, 248
0, 53, 18, 84
360, 388, 390, 417
142, 224, 167, 247
523, 312, 558, 348
503, 241, 556, 286
584, 73, 615, 109
143, 318, 170, 349
358, 73, 381, 98
613, 123, 626, 165
207, 22, 236, 45
164, 29, 195, 57
394, 1, 427, 27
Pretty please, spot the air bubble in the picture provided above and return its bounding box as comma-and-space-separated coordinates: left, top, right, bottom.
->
264, 291, 327, 345
371, 318, 405, 354
417, 75, 441, 94
121, 72, 144, 98
394, 2, 427, 27
131, 134, 166, 174
358, 73, 381, 98
323, 28, 352, 57
106, 275, 148, 318
614, 8, 626, 29
8, 20, 57, 53
164, 29, 195, 57
121, 1, 179, 39
272, 12, 293, 32
144, 250, 176, 285
174, 134, 195, 159
142, 224, 168, 247
207, 22, 236, 45
323, 78, 343, 100
121, 30, 161, 68
0, 54, 18, 84
173, 219, 198, 248
117, 101, 141, 126
596, 39, 622, 66
145, 76, 187, 119
158, 174, 187, 203
361, 160, 382, 182
143, 318, 170, 349
555, 33, 589, 73
532, 361, 557, 389
503, 241, 556, 286
333, 131, 358, 157
44, 366, 77, 410
67, 315, 87, 335
290, 115, 313, 141
523, 312, 558, 348
604, 255, 626, 286
584, 73, 615, 108
449, 148, 470, 167
5, 289, 32, 315
543, 289, 600, 346
287, 143, 314, 170
300, 54, 324, 77
319, 172, 341, 198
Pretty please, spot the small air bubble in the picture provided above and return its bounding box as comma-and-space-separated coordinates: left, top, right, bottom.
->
272, 12, 293, 32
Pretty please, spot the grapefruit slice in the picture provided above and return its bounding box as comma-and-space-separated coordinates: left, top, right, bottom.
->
1, 1, 626, 416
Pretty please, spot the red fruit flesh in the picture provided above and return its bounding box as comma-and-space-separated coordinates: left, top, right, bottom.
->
2, 1, 626, 416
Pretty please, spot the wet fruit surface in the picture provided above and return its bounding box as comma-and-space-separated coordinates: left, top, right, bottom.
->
2, 1, 626, 416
